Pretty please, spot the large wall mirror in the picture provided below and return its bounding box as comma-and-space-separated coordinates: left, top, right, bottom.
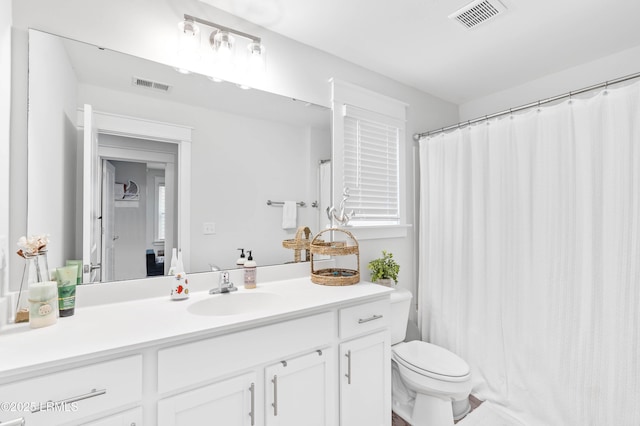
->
27, 29, 331, 284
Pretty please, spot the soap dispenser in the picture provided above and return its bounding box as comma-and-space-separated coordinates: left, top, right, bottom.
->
171, 249, 189, 300
243, 250, 257, 289
236, 248, 246, 266
168, 248, 178, 275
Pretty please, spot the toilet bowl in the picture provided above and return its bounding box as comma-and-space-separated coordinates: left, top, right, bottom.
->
390, 289, 472, 425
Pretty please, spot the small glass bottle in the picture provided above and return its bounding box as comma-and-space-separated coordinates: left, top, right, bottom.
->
15, 250, 51, 323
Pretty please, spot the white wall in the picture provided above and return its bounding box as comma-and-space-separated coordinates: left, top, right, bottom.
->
0, 0, 11, 320
79, 84, 327, 272
27, 29, 79, 272
460, 44, 640, 121
9, 0, 458, 300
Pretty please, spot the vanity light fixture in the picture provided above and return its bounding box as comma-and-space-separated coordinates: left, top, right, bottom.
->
177, 14, 266, 84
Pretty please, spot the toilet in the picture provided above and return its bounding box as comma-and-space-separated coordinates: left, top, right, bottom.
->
390, 288, 472, 425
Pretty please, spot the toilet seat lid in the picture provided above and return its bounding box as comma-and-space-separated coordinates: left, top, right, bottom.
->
393, 341, 470, 380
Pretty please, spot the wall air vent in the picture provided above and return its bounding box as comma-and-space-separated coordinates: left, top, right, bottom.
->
132, 77, 172, 93
449, 0, 507, 29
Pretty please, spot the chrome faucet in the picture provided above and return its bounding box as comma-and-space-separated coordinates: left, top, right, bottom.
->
210, 271, 237, 294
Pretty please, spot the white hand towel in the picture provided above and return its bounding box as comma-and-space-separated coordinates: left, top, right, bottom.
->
282, 201, 297, 229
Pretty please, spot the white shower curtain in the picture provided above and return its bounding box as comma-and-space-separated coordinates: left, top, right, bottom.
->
418, 82, 640, 425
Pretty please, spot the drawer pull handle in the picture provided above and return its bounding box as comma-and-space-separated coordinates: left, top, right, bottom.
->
31, 388, 106, 413
0, 418, 25, 426
358, 314, 383, 324
249, 382, 255, 425
272, 375, 278, 416
345, 350, 352, 385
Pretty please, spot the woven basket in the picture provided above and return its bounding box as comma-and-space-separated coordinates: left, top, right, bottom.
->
310, 228, 360, 286
282, 226, 313, 262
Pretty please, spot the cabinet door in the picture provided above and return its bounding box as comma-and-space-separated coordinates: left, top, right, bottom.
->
82, 407, 143, 425
340, 331, 391, 426
158, 372, 257, 426
265, 348, 333, 426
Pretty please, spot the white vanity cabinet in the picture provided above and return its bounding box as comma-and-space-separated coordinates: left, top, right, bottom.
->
338, 299, 392, 426
264, 348, 333, 426
157, 348, 333, 426
156, 312, 335, 425
157, 372, 257, 426
0, 355, 142, 426
0, 279, 393, 426
82, 407, 144, 426
340, 331, 390, 426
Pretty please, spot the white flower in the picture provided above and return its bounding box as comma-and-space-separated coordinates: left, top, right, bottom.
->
16, 234, 50, 257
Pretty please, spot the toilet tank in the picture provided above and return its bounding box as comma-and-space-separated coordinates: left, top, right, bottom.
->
390, 288, 412, 344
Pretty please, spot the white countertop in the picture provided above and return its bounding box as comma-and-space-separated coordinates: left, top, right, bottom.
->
0, 277, 393, 379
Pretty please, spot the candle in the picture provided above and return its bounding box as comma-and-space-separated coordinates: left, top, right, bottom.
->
28, 281, 58, 329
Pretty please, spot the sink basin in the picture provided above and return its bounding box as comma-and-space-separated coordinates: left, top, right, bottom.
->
187, 292, 283, 316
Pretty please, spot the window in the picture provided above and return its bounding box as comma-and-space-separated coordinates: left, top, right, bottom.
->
343, 107, 400, 225
155, 178, 166, 241
331, 79, 408, 238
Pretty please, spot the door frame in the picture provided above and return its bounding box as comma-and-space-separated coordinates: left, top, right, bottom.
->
101, 159, 116, 282
78, 108, 192, 273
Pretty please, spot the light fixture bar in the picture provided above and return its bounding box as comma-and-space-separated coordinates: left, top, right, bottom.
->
183, 14, 261, 44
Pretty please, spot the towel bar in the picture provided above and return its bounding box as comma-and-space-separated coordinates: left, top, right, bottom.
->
267, 200, 306, 207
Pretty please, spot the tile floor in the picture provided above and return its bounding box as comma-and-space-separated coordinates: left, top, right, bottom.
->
391, 395, 483, 426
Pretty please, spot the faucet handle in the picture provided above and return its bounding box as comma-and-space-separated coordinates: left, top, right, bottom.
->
220, 271, 230, 284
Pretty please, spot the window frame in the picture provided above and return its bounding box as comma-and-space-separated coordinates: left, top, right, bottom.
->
331, 79, 409, 240
154, 176, 166, 243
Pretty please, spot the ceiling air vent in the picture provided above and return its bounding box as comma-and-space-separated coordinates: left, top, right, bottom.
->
449, 0, 507, 29
132, 77, 172, 93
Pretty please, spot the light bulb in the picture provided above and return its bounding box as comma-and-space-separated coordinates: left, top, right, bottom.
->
247, 42, 266, 72
212, 31, 234, 58
177, 19, 200, 73
211, 31, 236, 77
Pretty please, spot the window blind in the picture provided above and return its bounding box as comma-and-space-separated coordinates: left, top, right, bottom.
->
343, 112, 400, 225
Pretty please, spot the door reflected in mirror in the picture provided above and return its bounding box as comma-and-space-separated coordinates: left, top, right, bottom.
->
26, 29, 331, 285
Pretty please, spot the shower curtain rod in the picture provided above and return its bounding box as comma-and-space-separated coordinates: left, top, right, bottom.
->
413, 71, 640, 140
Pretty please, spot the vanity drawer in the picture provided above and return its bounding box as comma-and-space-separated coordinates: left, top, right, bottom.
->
339, 298, 390, 339
158, 311, 334, 394
0, 355, 142, 426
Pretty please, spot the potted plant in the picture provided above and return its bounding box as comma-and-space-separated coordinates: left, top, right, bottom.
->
367, 250, 400, 287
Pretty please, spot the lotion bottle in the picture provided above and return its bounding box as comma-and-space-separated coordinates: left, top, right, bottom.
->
243, 250, 257, 289
236, 248, 246, 266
